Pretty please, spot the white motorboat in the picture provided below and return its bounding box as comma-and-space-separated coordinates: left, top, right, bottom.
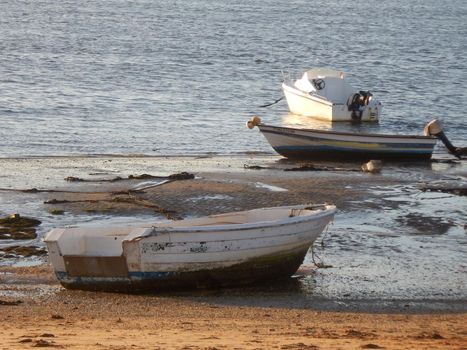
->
282, 68, 382, 122
44, 204, 336, 292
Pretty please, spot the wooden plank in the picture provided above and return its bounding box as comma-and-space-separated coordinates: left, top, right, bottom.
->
64, 256, 128, 277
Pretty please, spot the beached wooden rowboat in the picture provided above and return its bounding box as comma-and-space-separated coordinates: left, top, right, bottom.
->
248, 116, 438, 161
44, 204, 335, 292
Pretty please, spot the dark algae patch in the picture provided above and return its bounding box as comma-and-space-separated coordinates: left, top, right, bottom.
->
0, 299, 23, 306
0, 214, 41, 227
64, 172, 195, 183
0, 226, 37, 239
1, 245, 47, 257
0, 214, 41, 240
47, 208, 65, 215
396, 213, 452, 235
420, 184, 467, 197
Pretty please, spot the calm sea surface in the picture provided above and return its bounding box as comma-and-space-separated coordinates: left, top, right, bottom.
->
1, 0, 466, 156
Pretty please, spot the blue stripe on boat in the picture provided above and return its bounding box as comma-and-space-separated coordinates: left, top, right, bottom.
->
129, 271, 177, 279
275, 145, 434, 154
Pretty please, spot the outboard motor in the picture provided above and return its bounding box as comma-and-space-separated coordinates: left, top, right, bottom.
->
347, 91, 374, 122
424, 119, 466, 158
347, 93, 363, 122
359, 90, 373, 105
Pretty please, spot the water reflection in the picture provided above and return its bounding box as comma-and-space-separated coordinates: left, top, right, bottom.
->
281, 113, 397, 135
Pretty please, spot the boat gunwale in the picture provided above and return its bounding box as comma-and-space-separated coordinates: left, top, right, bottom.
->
282, 82, 333, 105
136, 206, 336, 237
43, 205, 335, 246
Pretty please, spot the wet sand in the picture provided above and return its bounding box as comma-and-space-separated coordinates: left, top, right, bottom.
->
0, 155, 466, 349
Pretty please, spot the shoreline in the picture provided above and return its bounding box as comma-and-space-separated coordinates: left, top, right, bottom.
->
2, 263, 467, 314
0, 154, 466, 348
0, 151, 276, 161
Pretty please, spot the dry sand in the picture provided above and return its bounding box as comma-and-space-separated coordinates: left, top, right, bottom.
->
1, 266, 466, 350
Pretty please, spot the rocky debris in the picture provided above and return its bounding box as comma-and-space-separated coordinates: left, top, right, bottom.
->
44, 199, 70, 204
32, 339, 59, 347
361, 160, 382, 174
0, 227, 37, 240
128, 174, 158, 179
48, 209, 65, 215
65, 175, 124, 182
0, 214, 41, 227
167, 172, 195, 180
64, 176, 86, 182
19, 338, 33, 343
22, 188, 40, 193
420, 184, 467, 197
64, 172, 195, 183
0, 214, 41, 240
284, 164, 359, 172
1, 245, 47, 257
415, 332, 445, 339
243, 164, 270, 170
284, 164, 322, 171
0, 299, 23, 306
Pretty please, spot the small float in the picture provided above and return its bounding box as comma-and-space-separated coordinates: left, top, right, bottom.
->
248, 116, 464, 161
44, 204, 335, 292
282, 68, 382, 122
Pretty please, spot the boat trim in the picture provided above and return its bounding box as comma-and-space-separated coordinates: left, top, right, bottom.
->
282, 83, 333, 106
259, 124, 437, 141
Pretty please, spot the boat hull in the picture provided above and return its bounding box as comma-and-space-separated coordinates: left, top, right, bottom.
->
54, 246, 309, 292
282, 83, 380, 122
258, 124, 437, 161
45, 204, 335, 292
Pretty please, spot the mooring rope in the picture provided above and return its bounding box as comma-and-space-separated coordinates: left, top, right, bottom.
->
258, 96, 284, 108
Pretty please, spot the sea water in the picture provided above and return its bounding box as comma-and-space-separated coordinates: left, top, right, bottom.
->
0, 0, 466, 156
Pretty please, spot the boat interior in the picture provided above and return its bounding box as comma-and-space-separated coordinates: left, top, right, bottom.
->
154, 204, 329, 228
45, 205, 331, 257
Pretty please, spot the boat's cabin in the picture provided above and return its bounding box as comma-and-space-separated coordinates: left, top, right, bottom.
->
294, 68, 357, 104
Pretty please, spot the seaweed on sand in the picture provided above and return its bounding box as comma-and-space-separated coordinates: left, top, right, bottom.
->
0, 214, 41, 240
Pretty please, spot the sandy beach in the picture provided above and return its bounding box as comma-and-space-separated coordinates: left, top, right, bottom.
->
1, 155, 466, 349
1, 266, 466, 350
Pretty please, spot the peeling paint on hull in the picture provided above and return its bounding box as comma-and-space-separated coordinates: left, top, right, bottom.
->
56, 247, 309, 293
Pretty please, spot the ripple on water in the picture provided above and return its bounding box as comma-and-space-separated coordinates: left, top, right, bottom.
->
0, 0, 466, 156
